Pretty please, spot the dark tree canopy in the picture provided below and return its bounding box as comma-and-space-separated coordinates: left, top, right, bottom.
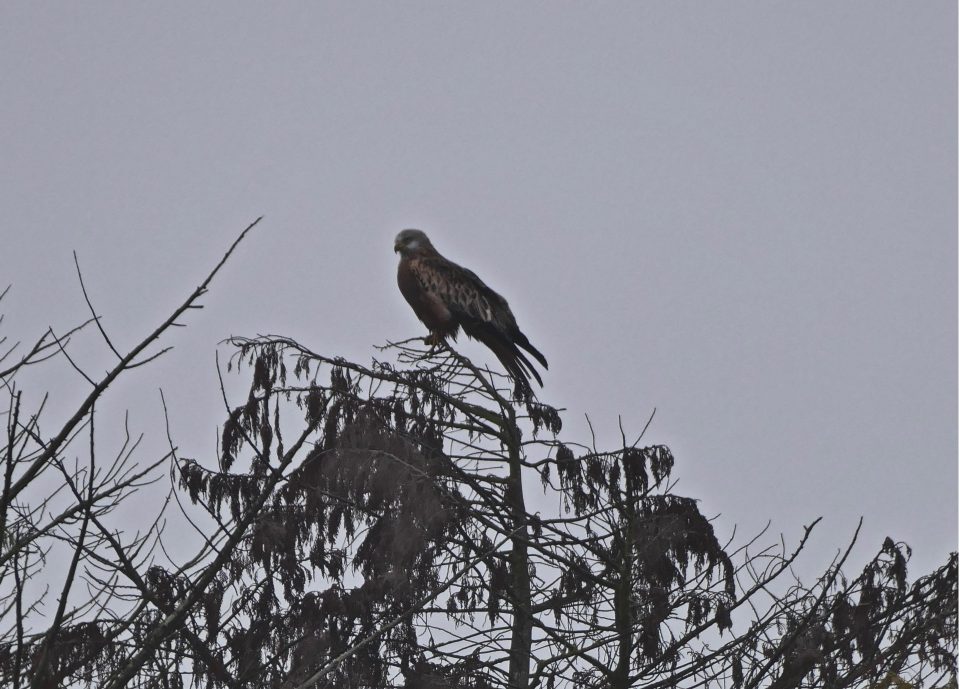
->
0, 228, 954, 689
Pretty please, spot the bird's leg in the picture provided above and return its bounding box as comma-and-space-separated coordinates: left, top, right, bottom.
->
423, 332, 443, 349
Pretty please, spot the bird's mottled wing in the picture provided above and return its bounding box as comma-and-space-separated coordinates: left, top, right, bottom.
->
410, 255, 517, 331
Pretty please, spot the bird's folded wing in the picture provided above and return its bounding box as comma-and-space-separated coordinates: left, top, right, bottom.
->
411, 255, 515, 331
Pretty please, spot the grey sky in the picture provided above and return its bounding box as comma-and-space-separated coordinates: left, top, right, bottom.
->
2, 2, 955, 576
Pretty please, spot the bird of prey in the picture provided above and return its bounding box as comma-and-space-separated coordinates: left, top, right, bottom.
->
394, 229, 548, 390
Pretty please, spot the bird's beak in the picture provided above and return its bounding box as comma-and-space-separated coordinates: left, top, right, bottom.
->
393, 241, 401, 253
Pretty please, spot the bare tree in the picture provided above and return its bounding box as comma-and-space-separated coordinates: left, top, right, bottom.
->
0, 225, 954, 688
0, 219, 261, 689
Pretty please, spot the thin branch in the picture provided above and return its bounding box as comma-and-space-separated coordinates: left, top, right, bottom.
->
73, 250, 122, 360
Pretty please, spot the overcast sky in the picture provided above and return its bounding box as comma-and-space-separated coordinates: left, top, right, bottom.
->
1, 3, 955, 576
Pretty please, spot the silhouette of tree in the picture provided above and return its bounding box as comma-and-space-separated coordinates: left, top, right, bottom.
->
0, 224, 955, 688
0, 220, 261, 689
152, 332, 959, 689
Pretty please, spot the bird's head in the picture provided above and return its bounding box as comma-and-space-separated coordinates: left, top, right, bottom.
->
394, 228, 433, 257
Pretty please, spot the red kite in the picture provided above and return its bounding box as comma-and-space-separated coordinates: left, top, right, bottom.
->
394, 229, 548, 390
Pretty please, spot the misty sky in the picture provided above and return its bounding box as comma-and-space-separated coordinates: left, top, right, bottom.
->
1, 3, 956, 576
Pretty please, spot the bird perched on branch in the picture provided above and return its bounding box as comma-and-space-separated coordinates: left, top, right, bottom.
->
394, 229, 548, 391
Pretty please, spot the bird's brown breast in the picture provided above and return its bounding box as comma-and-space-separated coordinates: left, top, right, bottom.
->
397, 257, 457, 336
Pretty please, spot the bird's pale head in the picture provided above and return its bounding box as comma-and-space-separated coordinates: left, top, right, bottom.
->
394, 229, 434, 256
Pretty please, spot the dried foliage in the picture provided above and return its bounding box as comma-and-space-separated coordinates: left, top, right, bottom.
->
0, 230, 954, 689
